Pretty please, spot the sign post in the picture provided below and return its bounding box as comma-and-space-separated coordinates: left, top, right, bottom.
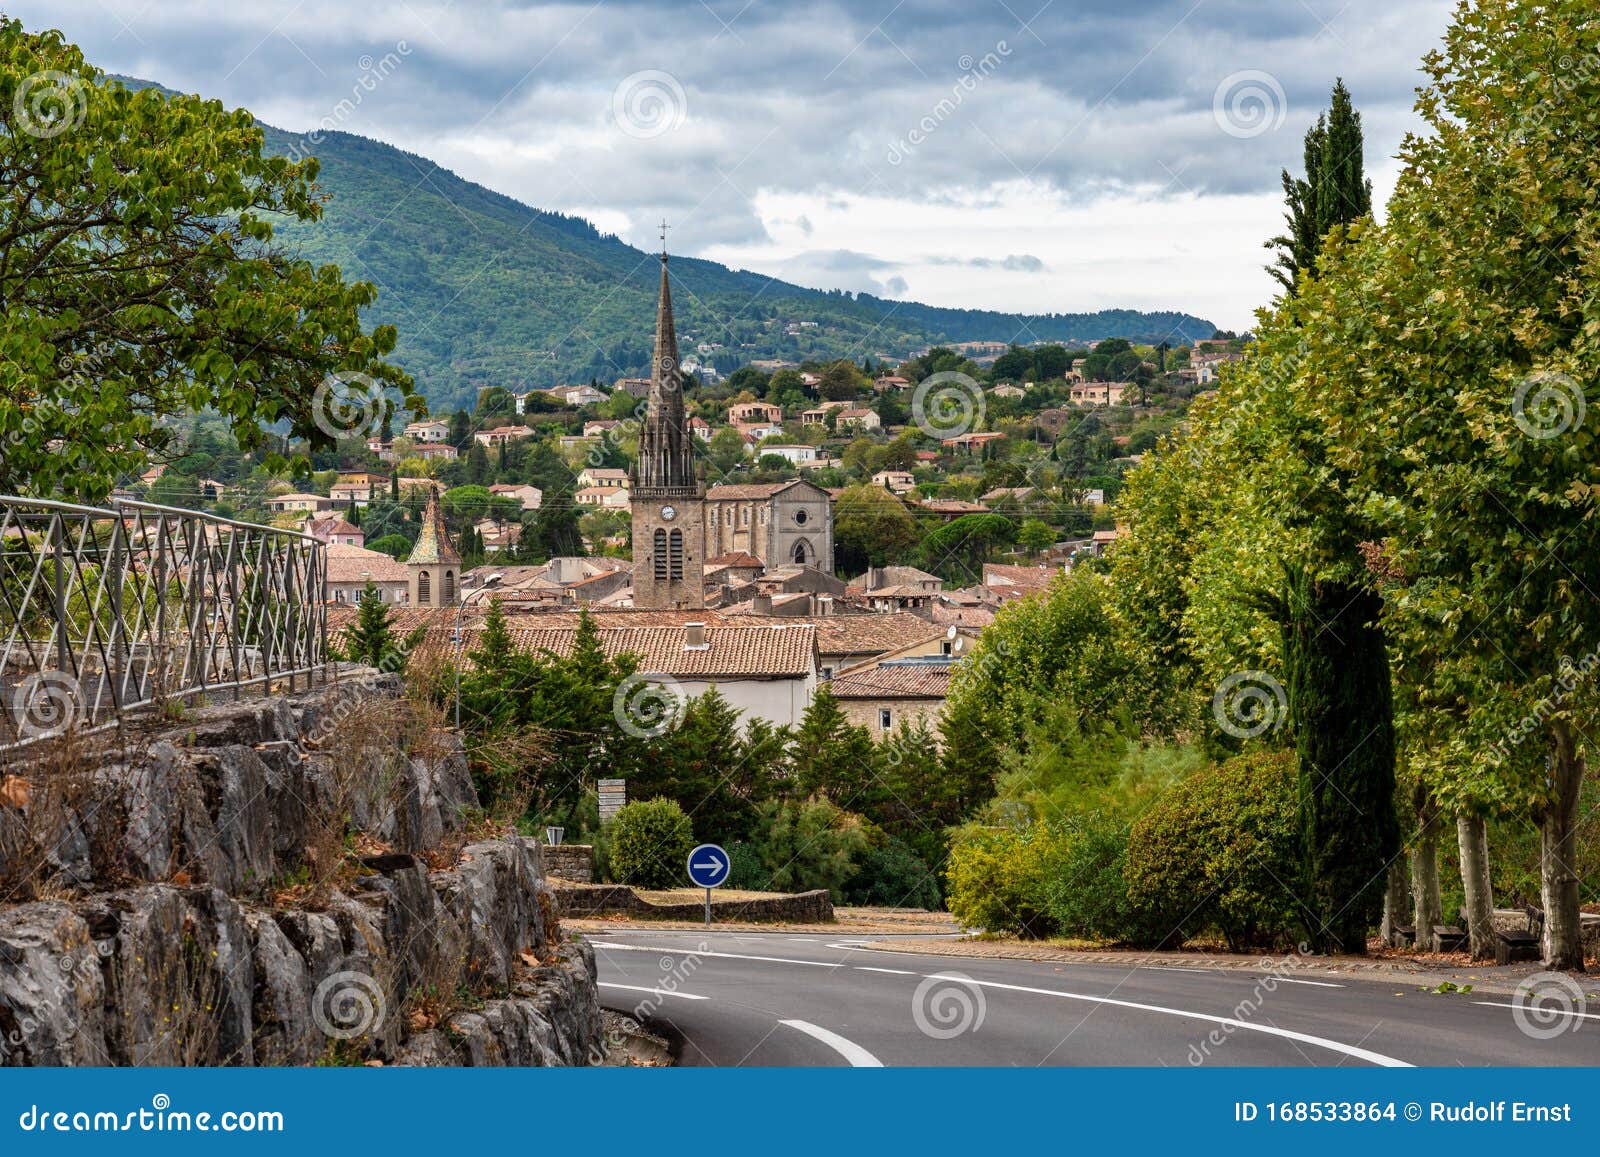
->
686, 843, 729, 928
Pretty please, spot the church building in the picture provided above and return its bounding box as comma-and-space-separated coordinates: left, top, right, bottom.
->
629, 242, 706, 610
629, 235, 835, 608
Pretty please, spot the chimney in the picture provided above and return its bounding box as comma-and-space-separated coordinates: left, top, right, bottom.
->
754, 594, 772, 616
685, 621, 708, 650
817, 594, 833, 616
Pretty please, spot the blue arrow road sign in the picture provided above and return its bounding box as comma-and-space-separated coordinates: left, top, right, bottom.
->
687, 843, 730, 888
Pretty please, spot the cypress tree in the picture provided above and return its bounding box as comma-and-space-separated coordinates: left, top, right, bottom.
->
1267, 79, 1372, 293
1277, 569, 1399, 953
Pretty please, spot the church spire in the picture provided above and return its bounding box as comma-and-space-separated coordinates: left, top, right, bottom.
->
632, 232, 698, 493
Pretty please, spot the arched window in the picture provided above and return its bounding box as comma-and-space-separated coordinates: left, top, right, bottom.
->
653, 529, 668, 580
668, 529, 684, 580
443, 570, 456, 604
792, 539, 810, 565
417, 570, 431, 604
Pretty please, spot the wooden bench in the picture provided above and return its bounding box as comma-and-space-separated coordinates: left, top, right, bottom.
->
1431, 910, 1468, 953
1494, 904, 1543, 965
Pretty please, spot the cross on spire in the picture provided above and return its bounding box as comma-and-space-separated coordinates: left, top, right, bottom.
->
659, 218, 669, 261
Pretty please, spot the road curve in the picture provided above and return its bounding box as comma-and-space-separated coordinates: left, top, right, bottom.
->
591, 928, 1600, 1067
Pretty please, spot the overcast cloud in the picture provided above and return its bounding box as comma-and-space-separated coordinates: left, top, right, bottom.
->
18, 0, 1453, 329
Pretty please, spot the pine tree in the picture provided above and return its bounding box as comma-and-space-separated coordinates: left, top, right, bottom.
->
336, 582, 415, 674
1267, 79, 1372, 293
346, 495, 360, 526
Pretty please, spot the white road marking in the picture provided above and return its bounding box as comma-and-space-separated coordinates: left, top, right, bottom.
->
1473, 1000, 1600, 1021
592, 942, 840, 968
924, 973, 1413, 1067
855, 966, 916, 975
598, 982, 708, 1001
787, 937, 819, 942
779, 1019, 883, 1067
1269, 976, 1346, 988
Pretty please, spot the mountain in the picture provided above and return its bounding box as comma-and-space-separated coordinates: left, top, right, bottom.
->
122, 80, 1215, 413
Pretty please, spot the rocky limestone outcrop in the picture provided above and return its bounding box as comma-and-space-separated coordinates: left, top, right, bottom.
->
0, 674, 602, 1068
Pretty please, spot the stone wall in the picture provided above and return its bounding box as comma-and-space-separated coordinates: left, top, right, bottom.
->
554, 883, 834, 924
544, 844, 595, 883
0, 673, 603, 1067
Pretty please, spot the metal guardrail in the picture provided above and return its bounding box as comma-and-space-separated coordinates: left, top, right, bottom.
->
0, 495, 327, 751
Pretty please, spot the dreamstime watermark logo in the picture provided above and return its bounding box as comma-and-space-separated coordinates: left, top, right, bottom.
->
311, 970, 386, 1040
11, 670, 82, 740
886, 42, 1011, 165
912, 371, 985, 440
1489, 650, 1600, 766
1212, 70, 1287, 139
1212, 670, 1287, 739
611, 71, 687, 139
911, 973, 986, 1039
612, 672, 685, 738
1512, 371, 1585, 440
313, 371, 402, 440
1511, 972, 1585, 1040
15, 70, 90, 139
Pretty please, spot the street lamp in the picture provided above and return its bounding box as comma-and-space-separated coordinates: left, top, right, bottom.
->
452, 574, 502, 730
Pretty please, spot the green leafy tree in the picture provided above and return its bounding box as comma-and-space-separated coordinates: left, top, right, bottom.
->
609, 798, 696, 889
0, 21, 415, 499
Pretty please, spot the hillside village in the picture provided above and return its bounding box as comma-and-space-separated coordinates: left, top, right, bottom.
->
129, 282, 1247, 738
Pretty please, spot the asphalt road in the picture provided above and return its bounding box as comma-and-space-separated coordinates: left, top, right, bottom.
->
591, 929, 1600, 1067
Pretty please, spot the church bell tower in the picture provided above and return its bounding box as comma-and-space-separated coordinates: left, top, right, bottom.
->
630, 227, 705, 610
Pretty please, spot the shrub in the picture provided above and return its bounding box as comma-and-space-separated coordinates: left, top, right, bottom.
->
1124, 750, 1301, 950
609, 798, 696, 889
944, 826, 1070, 937
728, 798, 870, 900
1042, 820, 1166, 945
844, 838, 942, 910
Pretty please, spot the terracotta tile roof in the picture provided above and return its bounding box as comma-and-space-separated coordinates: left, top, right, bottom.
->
829, 660, 953, 699
920, 499, 991, 514
705, 552, 765, 569
982, 563, 1059, 590
415, 623, 816, 678
808, 612, 946, 656
325, 544, 409, 585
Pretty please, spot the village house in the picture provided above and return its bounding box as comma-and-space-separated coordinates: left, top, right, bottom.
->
325, 542, 410, 604
800, 400, 851, 426
303, 515, 365, 548
728, 401, 783, 425
941, 431, 1006, 452
545, 383, 607, 407
583, 419, 622, 439
268, 492, 332, 514
835, 407, 881, 432
872, 375, 911, 392
576, 486, 631, 510
872, 470, 915, 494
688, 416, 714, 441
576, 466, 630, 489
990, 384, 1026, 399
410, 442, 458, 462
403, 419, 450, 443
829, 654, 957, 735
1070, 381, 1132, 406
759, 444, 821, 465
919, 498, 991, 520
488, 482, 543, 511
613, 377, 652, 398
473, 425, 535, 448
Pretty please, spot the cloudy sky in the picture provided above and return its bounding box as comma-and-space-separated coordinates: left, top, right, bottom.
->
22, 0, 1454, 330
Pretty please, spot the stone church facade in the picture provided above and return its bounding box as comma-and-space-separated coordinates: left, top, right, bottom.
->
704, 479, 834, 571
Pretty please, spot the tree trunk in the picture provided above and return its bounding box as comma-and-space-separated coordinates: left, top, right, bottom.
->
1381, 859, 1409, 947
1540, 720, 1586, 971
1411, 789, 1443, 951
1457, 811, 1496, 961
